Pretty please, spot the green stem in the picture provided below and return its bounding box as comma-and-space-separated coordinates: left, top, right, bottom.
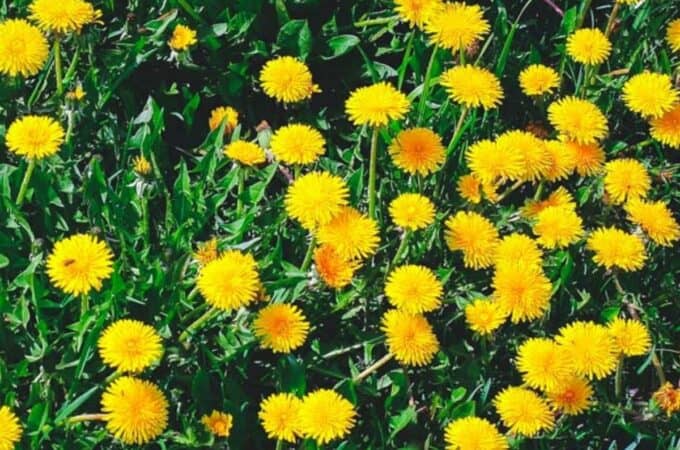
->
65, 109, 75, 145
416, 45, 439, 125
65, 413, 106, 425
533, 181, 545, 201
15, 158, 37, 207
397, 31, 415, 90
651, 351, 666, 385
179, 307, 220, 347
275, 440, 284, 450
54, 39, 63, 96
300, 235, 317, 272
575, 0, 593, 29
353, 15, 398, 28
604, 1, 621, 38
353, 353, 394, 383
495, 180, 523, 203
614, 357, 623, 399
141, 193, 150, 247
391, 231, 411, 267
367, 128, 379, 219
236, 167, 245, 216
176, 0, 205, 23
80, 293, 89, 319
446, 107, 469, 155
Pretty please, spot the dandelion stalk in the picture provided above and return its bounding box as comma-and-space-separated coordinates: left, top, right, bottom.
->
446, 107, 469, 155
65, 413, 106, 425
397, 31, 415, 90
614, 356, 624, 398
391, 230, 411, 266
353, 15, 398, 28
15, 158, 36, 207
179, 307, 220, 347
54, 39, 64, 96
496, 180, 523, 202
417, 45, 439, 124
236, 167, 246, 216
80, 293, 89, 318
353, 353, 394, 383
300, 235, 317, 272
604, 2, 621, 38
367, 127, 379, 219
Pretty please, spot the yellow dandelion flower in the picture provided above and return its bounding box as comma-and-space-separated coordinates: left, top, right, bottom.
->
519, 64, 560, 96
622, 72, 679, 118
543, 140, 576, 181
0, 19, 48, 77
520, 186, 576, 218
259, 393, 302, 443
381, 309, 439, 366
260, 56, 319, 103
650, 104, 680, 149
0, 406, 22, 450
224, 141, 266, 166
284, 172, 349, 230
132, 155, 152, 176
666, 18, 680, 52
562, 140, 605, 175
445, 211, 499, 269
608, 317, 651, 357
196, 250, 260, 310
385, 265, 442, 314
440, 65, 503, 109
493, 263, 552, 323
556, 321, 618, 379
466, 139, 524, 183
168, 24, 196, 51
66, 85, 86, 101
270, 124, 325, 165
29, 0, 101, 34
444, 416, 508, 450
494, 233, 542, 269
652, 382, 680, 416
516, 337, 571, 391
494, 386, 554, 437
394, 0, 440, 28
46, 234, 114, 296
6, 115, 64, 160
604, 159, 650, 204
208, 106, 238, 134
548, 97, 608, 144
298, 389, 357, 445
566, 28, 612, 65
317, 207, 379, 260
201, 410, 233, 437
388, 128, 445, 175
545, 376, 593, 415
389, 193, 435, 231
457, 173, 482, 203
496, 131, 551, 182
98, 319, 162, 373
346, 82, 410, 127
101, 376, 168, 445
625, 198, 680, 246
253, 304, 309, 353
425, 2, 489, 52
533, 205, 583, 249
313, 244, 359, 289
587, 227, 647, 271
464, 297, 508, 335
194, 238, 218, 266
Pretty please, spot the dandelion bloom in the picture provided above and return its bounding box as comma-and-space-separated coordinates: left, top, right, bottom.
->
270, 124, 325, 165
385, 265, 442, 314
346, 82, 409, 127
457, 174, 482, 203
389, 193, 435, 230
425, 2, 489, 52
284, 172, 349, 230
562, 140, 605, 175
46, 234, 114, 296
259, 393, 302, 443
313, 244, 359, 289
317, 207, 379, 260
666, 18, 680, 52
516, 338, 571, 391
0, 406, 22, 450
603, 159, 650, 204
29, 0, 101, 34
520, 187, 575, 218
556, 321, 618, 379
224, 141, 266, 166
208, 106, 238, 134
168, 24, 197, 51
608, 318, 651, 357
543, 140, 576, 181
440, 65, 503, 109
394, 0, 440, 28
622, 72, 678, 118
0, 19, 48, 77
6, 115, 64, 160
494, 386, 554, 437
652, 382, 680, 416
445, 211, 499, 269
548, 97, 608, 144
566, 28, 611, 65
464, 298, 507, 335
533, 205, 583, 249
132, 155, 152, 176
297, 389, 357, 445
545, 376, 593, 415
66, 85, 85, 101
444, 416, 508, 450
101, 376, 168, 445
201, 411, 233, 437
466, 139, 524, 183
625, 198, 680, 246
260, 56, 319, 103
98, 320, 162, 373
194, 238, 218, 266
496, 130, 551, 182
388, 128, 445, 175
492, 263, 552, 323
650, 104, 680, 149
494, 234, 542, 269
586, 227, 647, 271
519, 64, 559, 96
197, 250, 260, 310
253, 304, 309, 353
382, 309, 439, 366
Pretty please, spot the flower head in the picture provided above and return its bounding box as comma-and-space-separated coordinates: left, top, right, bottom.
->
548, 97, 608, 144
197, 250, 260, 310
208, 106, 238, 134
6, 115, 64, 160
0, 19, 48, 77
270, 124, 325, 165
253, 304, 309, 353
298, 389, 356, 445
545, 376, 593, 415
608, 318, 651, 357
425, 2, 489, 52
317, 207, 379, 260
622, 72, 679, 118
444, 416, 508, 450
46, 234, 114, 296
492, 263, 552, 323
543, 140, 576, 181
394, 0, 440, 28
457, 173, 482, 203
201, 411, 233, 437
604, 159, 650, 204
260, 56, 319, 103
494, 386, 554, 437
586, 227, 646, 271
521, 187, 575, 218
29, 0, 101, 34
625, 198, 680, 246
566, 28, 611, 65
381, 309, 439, 366
168, 24, 196, 51
445, 211, 499, 269
494, 234, 542, 269
650, 104, 680, 149
533, 205, 583, 249
516, 338, 571, 391
0, 406, 22, 450
389, 128, 445, 175
652, 382, 680, 416
259, 393, 302, 443
224, 141, 266, 166
389, 193, 435, 230
313, 245, 359, 289
466, 139, 524, 183
66, 85, 86, 101
666, 18, 680, 52
440, 65, 503, 109
101, 376, 168, 445
556, 321, 618, 379
519, 64, 560, 96
495, 130, 551, 182
563, 140, 605, 175
385, 265, 442, 314
194, 238, 218, 266
132, 155, 152, 176
345, 82, 410, 127
464, 298, 507, 335
285, 172, 349, 230
98, 320, 162, 373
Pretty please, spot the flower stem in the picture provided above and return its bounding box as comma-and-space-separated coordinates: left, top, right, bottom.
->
391, 231, 411, 267
275, 440, 284, 450
353, 15, 398, 28
54, 39, 64, 96
65, 413, 106, 425
614, 357, 623, 398
179, 307, 219, 348
15, 158, 36, 207
80, 293, 89, 319
353, 353, 394, 383
446, 107, 469, 155
533, 181, 545, 201
300, 235, 317, 272
236, 167, 245, 216
651, 351, 666, 385
397, 31, 415, 90
367, 127, 379, 219
575, 0, 593, 29
495, 180, 523, 202
417, 45, 439, 125
604, 1, 621, 38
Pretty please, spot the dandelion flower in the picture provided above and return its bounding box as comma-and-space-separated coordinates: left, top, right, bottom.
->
650, 104, 680, 149
494, 386, 554, 437
562, 140, 605, 175
346, 82, 410, 127
317, 207, 379, 260
520, 187, 576, 218
566, 28, 612, 65
259, 393, 302, 443
388, 128, 445, 175
382, 309, 439, 366
208, 106, 238, 134
168, 24, 197, 51
194, 238, 218, 266
457, 174, 482, 203
519, 64, 560, 96
608, 318, 651, 357
197, 250, 260, 310
389, 193, 435, 230
0, 19, 48, 77
603, 159, 650, 204
496, 131, 551, 182
625, 198, 680, 246
201, 411, 233, 437
666, 18, 680, 52
98, 320, 162, 373
622, 72, 678, 118
516, 338, 571, 391
6, 115, 64, 160
533, 205, 583, 249
440, 65, 503, 109
445, 211, 499, 269
493, 263, 552, 323
545, 376, 593, 415
298, 389, 356, 445
548, 97, 608, 144
46, 234, 114, 296
101, 376, 168, 445
313, 245, 359, 289
29, 0, 101, 34
260, 56, 319, 103
270, 124, 325, 165
543, 140, 576, 181
284, 172, 349, 230
66, 85, 86, 101
132, 156, 152, 176
587, 227, 647, 271
652, 382, 680, 416
253, 304, 309, 353
444, 416, 508, 450
385, 265, 442, 314
464, 298, 507, 335
425, 2, 489, 52
556, 321, 618, 379
0, 406, 22, 450
394, 0, 440, 28
224, 141, 266, 166
494, 234, 542, 269
466, 139, 524, 183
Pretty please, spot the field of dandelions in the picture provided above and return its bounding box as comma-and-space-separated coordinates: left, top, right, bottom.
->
1, 0, 680, 449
